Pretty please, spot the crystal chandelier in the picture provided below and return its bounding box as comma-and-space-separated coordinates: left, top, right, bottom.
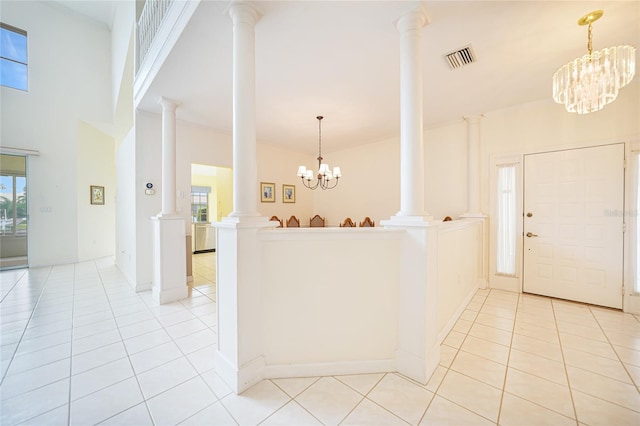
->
552, 10, 636, 114
297, 116, 342, 190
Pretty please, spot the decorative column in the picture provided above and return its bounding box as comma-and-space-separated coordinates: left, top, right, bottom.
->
159, 97, 179, 216
215, 1, 270, 395
461, 114, 485, 217
460, 115, 488, 290
151, 97, 187, 304
228, 2, 260, 218
382, 6, 439, 386
394, 8, 431, 220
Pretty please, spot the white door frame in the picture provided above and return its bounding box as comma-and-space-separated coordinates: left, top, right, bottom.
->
489, 139, 639, 313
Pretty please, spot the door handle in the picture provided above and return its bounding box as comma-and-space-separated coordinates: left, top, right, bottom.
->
526, 232, 538, 237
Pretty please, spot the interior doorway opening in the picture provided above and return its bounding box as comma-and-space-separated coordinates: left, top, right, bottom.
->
190, 164, 232, 254
187, 164, 231, 314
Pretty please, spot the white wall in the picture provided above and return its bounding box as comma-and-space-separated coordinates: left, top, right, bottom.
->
0, 1, 113, 267
175, 118, 233, 233
260, 228, 401, 372
111, 1, 135, 117
132, 112, 162, 289
115, 128, 137, 285
124, 112, 312, 288
313, 126, 468, 227
482, 89, 639, 292
480, 88, 640, 215
437, 219, 484, 338
257, 143, 314, 225
314, 85, 639, 230
76, 121, 116, 262
313, 137, 400, 227
424, 120, 468, 219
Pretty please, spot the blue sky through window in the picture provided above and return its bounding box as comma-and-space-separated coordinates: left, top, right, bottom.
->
0, 24, 27, 91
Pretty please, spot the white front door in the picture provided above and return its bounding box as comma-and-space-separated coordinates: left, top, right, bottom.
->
523, 144, 624, 309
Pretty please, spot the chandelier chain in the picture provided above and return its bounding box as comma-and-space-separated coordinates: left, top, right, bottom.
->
297, 115, 342, 190
317, 116, 323, 165
552, 9, 636, 114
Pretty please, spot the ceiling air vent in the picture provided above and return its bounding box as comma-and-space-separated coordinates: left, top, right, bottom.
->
444, 45, 477, 70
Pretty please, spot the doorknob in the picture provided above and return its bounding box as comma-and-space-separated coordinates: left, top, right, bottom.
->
526, 232, 538, 237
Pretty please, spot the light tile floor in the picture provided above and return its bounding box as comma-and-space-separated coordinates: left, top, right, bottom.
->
1, 256, 640, 425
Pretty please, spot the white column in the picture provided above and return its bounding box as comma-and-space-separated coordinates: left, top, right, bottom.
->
461, 114, 485, 218
214, 1, 270, 395
152, 97, 187, 304
158, 97, 179, 216
395, 8, 431, 219
228, 2, 261, 218
382, 5, 439, 387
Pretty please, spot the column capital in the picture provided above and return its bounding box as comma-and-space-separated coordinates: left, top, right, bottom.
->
158, 97, 181, 111
228, 1, 262, 26
463, 114, 484, 124
395, 6, 430, 33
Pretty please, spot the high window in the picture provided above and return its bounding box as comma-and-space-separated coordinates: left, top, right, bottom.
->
0, 23, 28, 91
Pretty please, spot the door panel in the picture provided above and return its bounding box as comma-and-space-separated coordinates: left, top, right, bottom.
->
523, 144, 624, 309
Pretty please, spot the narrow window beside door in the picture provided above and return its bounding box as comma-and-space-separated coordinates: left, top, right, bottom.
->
497, 164, 517, 276
635, 151, 640, 294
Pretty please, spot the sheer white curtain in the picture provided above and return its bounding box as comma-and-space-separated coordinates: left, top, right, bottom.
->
497, 164, 517, 276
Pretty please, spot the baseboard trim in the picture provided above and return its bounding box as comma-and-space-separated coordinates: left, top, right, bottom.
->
264, 358, 395, 380
438, 286, 478, 343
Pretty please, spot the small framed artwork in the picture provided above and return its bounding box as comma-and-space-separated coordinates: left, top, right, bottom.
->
260, 182, 276, 203
282, 184, 295, 203
90, 185, 105, 205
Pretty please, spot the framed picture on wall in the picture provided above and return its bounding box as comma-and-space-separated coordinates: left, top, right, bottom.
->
261, 182, 276, 202
90, 185, 105, 205
282, 184, 295, 203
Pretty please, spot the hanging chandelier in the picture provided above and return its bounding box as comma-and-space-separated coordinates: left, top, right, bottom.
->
297, 116, 342, 190
552, 10, 636, 114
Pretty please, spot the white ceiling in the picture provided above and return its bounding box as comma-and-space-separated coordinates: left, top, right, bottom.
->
68, 1, 640, 154
54, 0, 118, 29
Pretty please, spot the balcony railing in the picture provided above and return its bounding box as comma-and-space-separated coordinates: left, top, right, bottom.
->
137, 0, 173, 69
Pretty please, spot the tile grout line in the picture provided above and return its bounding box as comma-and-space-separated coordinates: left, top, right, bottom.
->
7, 267, 75, 424
0, 268, 28, 304
0, 266, 53, 386
66, 263, 78, 426
267, 376, 322, 425
417, 288, 498, 425
338, 373, 411, 426
90, 259, 156, 426
128, 275, 222, 424
494, 289, 519, 426
550, 300, 580, 426
1, 267, 75, 426
587, 306, 640, 393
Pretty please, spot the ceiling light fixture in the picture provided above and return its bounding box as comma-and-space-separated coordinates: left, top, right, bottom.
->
552, 10, 636, 114
297, 116, 342, 190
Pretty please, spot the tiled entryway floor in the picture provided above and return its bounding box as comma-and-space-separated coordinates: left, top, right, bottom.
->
1, 258, 640, 425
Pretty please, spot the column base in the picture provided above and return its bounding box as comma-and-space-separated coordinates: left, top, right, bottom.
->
459, 212, 486, 219
214, 351, 265, 394
381, 214, 434, 227
153, 285, 188, 305
396, 342, 440, 384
